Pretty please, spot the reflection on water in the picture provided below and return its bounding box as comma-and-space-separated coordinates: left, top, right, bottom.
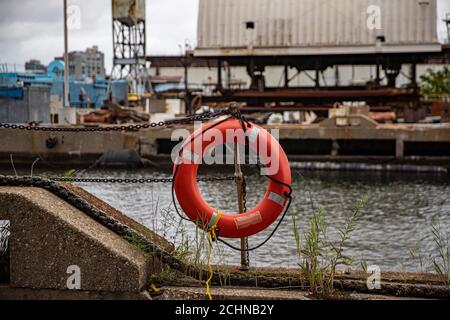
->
5, 167, 449, 272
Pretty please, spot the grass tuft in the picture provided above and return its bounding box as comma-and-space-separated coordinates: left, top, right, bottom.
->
430, 222, 449, 285
292, 195, 368, 297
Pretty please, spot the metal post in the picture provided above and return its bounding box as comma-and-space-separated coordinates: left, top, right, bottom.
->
63, 0, 70, 108
234, 132, 249, 271
376, 63, 381, 86
284, 64, 289, 88
248, 57, 255, 90
410, 63, 417, 88
335, 65, 340, 87
226, 61, 231, 89
184, 58, 190, 114
217, 59, 222, 91
375, 53, 382, 87
315, 65, 320, 88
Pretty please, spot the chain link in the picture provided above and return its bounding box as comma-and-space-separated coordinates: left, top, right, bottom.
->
49, 176, 235, 184
2, 108, 236, 185
0, 109, 229, 132
241, 173, 250, 263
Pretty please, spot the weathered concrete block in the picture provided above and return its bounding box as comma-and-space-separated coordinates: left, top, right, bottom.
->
0, 187, 156, 293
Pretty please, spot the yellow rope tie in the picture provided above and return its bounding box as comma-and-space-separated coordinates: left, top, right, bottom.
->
150, 283, 159, 294
205, 210, 222, 300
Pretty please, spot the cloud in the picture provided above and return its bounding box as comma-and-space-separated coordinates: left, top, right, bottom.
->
0, 0, 198, 71
147, 0, 198, 54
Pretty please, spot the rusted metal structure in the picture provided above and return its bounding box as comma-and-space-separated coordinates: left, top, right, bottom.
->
111, 0, 147, 92
148, 45, 450, 118
156, 0, 444, 121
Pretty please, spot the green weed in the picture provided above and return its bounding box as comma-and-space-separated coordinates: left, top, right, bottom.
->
292, 195, 368, 296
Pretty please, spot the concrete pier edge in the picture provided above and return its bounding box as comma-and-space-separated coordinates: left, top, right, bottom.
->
0, 176, 181, 268
0, 176, 448, 300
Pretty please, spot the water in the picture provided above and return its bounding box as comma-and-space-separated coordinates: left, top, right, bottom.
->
5, 167, 449, 272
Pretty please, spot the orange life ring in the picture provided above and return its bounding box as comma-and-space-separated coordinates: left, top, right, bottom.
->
173, 118, 291, 238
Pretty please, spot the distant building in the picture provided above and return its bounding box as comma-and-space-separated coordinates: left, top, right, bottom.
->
25, 59, 47, 74
56, 46, 106, 80
0, 57, 128, 124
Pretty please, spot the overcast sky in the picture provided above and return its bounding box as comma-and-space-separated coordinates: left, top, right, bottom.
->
0, 0, 449, 72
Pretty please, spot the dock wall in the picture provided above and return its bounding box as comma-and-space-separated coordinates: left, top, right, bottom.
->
1, 123, 449, 167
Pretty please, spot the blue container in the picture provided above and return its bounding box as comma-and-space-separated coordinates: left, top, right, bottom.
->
0, 87, 24, 99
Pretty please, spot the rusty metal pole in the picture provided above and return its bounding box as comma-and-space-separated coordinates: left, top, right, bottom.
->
183, 55, 190, 115
234, 131, 250, 271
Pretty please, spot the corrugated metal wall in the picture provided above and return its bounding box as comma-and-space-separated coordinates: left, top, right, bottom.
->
197, 0, 438, 49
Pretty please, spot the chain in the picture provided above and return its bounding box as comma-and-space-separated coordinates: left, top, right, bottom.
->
0, 109, 229, 132
241, 175, 247, 213
241, 173, 250, 263
2, 103, 291, 254
241, 123, 250, 264
1, 108, 234, 184
49, 176, 235, 184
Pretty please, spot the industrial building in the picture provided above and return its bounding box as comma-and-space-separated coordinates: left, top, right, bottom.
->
196, 0, 439, 55
24, 59, 47, 75
55, 46, 106, 81
149, 0, 450, 123
1, 0, 449, 125
0, 0, 148, 126
0, 58, 126, 124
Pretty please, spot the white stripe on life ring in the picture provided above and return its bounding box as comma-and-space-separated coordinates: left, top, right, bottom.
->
268, 192, 286, 206
182, 149, 201, 164
208, 211, 220, 228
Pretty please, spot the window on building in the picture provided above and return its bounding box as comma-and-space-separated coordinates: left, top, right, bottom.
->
246, 21, 255, 30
